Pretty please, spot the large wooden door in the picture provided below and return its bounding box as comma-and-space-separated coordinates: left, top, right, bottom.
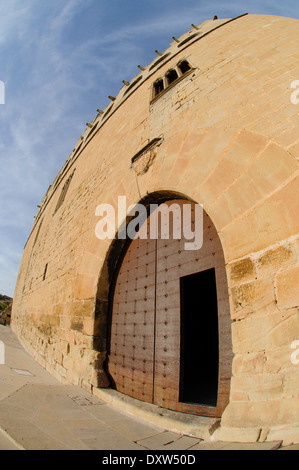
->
107, 200, 232, 417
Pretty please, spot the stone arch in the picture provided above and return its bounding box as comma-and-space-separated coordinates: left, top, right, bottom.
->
94, 190, 233, 418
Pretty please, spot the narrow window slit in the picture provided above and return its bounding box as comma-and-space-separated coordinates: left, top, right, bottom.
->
166, 69, 179, 86
153, 78, 164, 97
178, 60, 192, 75
43, 263, 48, 281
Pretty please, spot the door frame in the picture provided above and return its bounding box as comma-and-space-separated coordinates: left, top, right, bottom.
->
104, 193, 233, 418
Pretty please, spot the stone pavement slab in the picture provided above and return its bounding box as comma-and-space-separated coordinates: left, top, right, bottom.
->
0, 427, 22, 450
136, 431, 201, 450
82, 428, 146, 451
0, 325, 294, 451
191, 441, 283, 450
279, 444, 299, 451
0, 325, 168, 450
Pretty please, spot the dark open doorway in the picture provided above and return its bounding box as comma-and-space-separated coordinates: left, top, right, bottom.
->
180, 269, 219, 407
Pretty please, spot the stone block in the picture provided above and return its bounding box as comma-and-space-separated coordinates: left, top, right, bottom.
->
222, 396, 299, 428
211, 425, 261, 443
232, 352, 265, 376
200, 130, 268, 203
221, 175, 299, 262
74, 274, 98, 301
282, 369, 299, 394
230, 278, 276, 319
211, 142, 298, 230
231, 373, 283, 401
54, 362, 67, 379
232, 309, 299, 354
275, 265, 299, 309
178, 127, 238, 195
289, 141, 299, 160
74, 317, 98, 337
257, 244, 297, 274
266, 424, 299, 446
78, 252, 104, 278
265, 346, 298, 374
228, 257, 256, 285
69, 299, 96, 318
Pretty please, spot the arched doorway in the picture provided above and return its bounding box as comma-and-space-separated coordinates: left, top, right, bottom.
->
106, 199, 232, 418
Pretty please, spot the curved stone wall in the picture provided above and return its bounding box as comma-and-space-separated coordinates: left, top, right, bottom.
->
12, 14, 299, 441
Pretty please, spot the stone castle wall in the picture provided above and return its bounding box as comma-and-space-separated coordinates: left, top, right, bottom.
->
12, 14, 299, 441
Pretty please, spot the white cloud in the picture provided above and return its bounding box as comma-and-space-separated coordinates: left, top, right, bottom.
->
0, 1, 32, 45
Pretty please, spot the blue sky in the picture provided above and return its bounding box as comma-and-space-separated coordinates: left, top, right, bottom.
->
0, 0, 298, 297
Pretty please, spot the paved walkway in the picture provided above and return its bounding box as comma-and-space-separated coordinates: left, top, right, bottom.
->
0, 325, 295, 451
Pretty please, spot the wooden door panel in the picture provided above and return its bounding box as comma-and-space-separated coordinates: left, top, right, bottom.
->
153, 200, 232, 417
108, 236, 156, 403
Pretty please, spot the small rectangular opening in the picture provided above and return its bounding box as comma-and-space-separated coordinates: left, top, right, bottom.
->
177, 33, 199, 47
149, 53, 171, 71
180, 268, 219, 407
86, 122, 98, 140
124, 76, 143, 96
